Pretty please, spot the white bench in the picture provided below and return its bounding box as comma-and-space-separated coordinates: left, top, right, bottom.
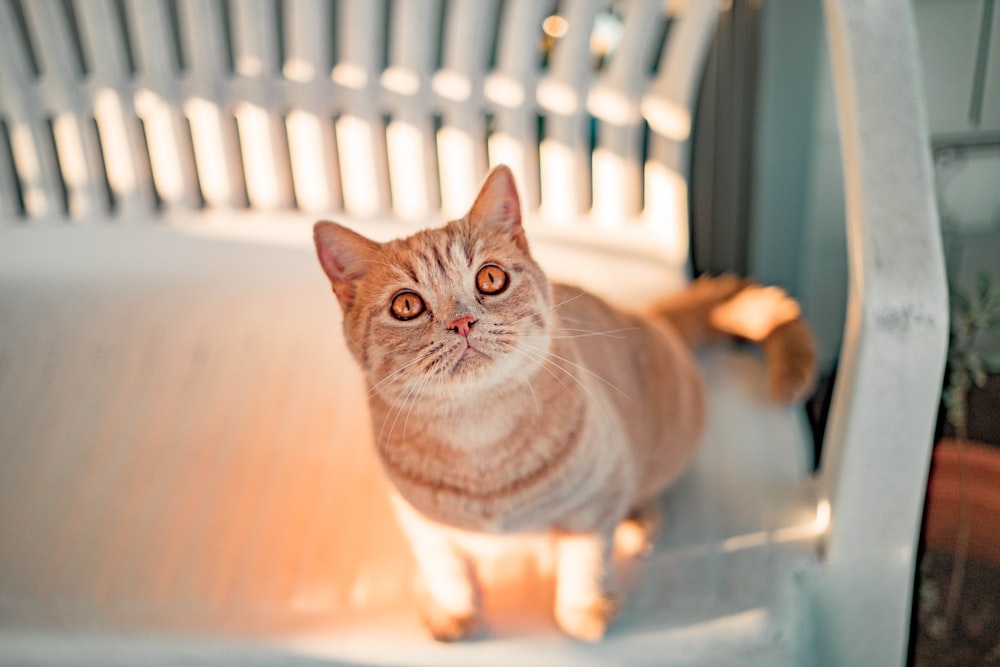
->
0, 1, 947, 665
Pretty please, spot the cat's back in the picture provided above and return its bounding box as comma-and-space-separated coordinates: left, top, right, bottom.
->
551, 282, 705, 504
549, 283, 642, 334
550, 282, 690, 363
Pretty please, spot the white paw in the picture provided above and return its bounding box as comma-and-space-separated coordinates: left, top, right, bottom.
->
554, 594, 620, 642
615, 518, 655, 557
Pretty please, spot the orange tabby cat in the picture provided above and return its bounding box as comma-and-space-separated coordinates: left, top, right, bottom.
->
313, 166, 816, 642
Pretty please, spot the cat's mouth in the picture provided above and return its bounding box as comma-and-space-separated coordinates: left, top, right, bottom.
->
457, 345, 484, 360
450, 343, 489, 373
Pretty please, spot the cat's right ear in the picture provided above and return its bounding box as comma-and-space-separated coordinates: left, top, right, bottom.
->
314, 221, 379, 308
468, 165, 527, 250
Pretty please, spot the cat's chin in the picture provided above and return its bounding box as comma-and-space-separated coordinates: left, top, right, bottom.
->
436, 345, 528, 395
448, 346, 492, 377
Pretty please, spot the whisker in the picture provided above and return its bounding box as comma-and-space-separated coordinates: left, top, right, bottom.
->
515, 327, 637, 341
379, 372, 425, 458
502, 292, 585, 328
550, 314, 637, 331
367, 345, 441, 398
524, 343, 632, 403
511, 344, 617, 436
516, 367, 541, 416
402, 372, 435, 444
424, 345, 456, 377
375, 382, 411, 464
552, 325, 639, 335
547, 291, 587, 313
511, 345, 572, 395
376, 350, 443, 453
496, 342, 541, 417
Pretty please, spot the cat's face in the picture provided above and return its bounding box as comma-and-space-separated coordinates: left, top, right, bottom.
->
314, 166, 553, 402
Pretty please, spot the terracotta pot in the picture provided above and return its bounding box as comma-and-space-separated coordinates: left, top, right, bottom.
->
924, 439, 1000, 563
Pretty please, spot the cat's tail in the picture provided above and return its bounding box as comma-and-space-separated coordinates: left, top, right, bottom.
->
653, 275, 818, 403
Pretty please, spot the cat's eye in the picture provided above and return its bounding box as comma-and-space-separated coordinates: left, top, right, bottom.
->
476, 264, 509, 295
390, 291, 425, 321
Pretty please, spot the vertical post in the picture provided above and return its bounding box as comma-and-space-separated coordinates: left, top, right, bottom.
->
814, 0, 949, 664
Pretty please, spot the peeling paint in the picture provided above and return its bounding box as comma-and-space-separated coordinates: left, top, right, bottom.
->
873, 304, 939, 339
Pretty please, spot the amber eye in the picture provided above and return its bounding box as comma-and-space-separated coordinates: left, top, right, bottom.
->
390, 291, 425, 321
476, 264, 509, 295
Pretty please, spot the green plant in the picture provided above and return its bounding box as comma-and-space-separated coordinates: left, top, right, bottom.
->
943, 272, 1000, 439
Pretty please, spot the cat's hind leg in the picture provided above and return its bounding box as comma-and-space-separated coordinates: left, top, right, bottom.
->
614, 500, 663, 558
553, 530, 619, 641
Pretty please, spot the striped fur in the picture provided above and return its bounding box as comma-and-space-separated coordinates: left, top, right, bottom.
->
314, 166, 816, 642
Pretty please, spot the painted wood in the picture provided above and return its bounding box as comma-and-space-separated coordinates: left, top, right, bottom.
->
814, 0, 950, 664
0, 1, 947, 664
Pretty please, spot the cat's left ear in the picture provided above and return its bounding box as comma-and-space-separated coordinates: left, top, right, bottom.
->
314, 221, 380, 308
468, 165, 527, 250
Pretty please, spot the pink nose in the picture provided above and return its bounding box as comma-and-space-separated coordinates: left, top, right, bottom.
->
448, 315, 476, 338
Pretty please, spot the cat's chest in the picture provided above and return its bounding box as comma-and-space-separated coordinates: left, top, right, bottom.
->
424, 412, 520, 451
374, 394, 632, 533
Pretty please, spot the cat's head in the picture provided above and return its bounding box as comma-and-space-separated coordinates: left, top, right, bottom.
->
314, 166, 553, 401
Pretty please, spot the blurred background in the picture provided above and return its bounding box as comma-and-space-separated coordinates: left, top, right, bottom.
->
694, 0, 998, 375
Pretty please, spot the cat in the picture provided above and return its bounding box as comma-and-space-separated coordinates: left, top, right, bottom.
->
313, 165, 817, 642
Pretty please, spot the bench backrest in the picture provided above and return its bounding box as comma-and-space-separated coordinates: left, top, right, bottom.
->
0, 0, 718, 266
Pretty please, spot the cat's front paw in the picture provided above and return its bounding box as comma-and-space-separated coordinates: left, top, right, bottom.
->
554, 594, 620, 642
615, 520, 656, 558
420, 603, 481, 642
615, 503, 663, 558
